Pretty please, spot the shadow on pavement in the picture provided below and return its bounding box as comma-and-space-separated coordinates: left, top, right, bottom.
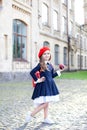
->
33, 122, 53, 130
15, 122, 53, 130
15, 123, 28, 130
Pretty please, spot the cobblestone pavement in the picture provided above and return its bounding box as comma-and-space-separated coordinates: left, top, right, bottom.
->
0, 79, 87, 130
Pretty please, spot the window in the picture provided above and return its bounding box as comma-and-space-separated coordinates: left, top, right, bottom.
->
42, 3, 49, 25
69, 0, 72, 10
84, 37, 86, 50
26, 0, 32, 6
53, 10, 58, 31
4, 35, 8, 60
64, 47, 67, 65
81, 55, 83, 68
86, 56, 87, 67
62, 0, 67, 5
62, 16, 67, 34
75, 34, 79, 47
71, 49, 74, 66
43, 41, 50, 47
54, 45, 59, 65
29, 0, 32, 6
77, 54, 80, 67
13, 20, 27, 61
80, 36, 82, 49
85, 56, 86, 68
86, 39, 87, 51
69, 21, 73, 35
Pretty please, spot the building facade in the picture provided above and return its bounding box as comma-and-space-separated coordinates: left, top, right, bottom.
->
0, 0, 87, 77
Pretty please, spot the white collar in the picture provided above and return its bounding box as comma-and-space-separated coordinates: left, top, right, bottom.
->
45, 61, 50, 64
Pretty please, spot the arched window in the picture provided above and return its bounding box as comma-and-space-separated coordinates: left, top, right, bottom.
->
62, 16, 67, 34
53, 10, 58, 31
75, 34, 79, 47
43, 41, 50, 47
54, 45, 59, 65
64, 47, 67, 65
85, 56, 86, 68
71, 49, 74, 66
62, 0, 67, 5
69, 21, 73, 35
77, 54, 80, 67
42, 3, 49, 25
81, 55, 83, 68
13, 19, 27, 61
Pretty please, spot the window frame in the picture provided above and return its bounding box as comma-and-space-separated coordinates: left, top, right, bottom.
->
13, 19, 27, 61
53, 10, 58, 31
54, 44, 59, 65
43, 41, 50, 47
42, 3, 49, 26
64, 47, 68, 65
62, 16, 67, 34
71, 49, 74, 66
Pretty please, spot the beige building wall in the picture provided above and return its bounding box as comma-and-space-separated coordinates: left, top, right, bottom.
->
0, 0, 32, 72
0, 0, 87, 74
12, 0, 32, 72
84, 0, 87, 24
0, 0, 13, 72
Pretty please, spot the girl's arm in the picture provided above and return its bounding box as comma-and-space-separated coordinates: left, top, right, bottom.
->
30, 63, 45, 83
49, 64, 61, 78
30, 63, 41, 81
51, 68, 61, 78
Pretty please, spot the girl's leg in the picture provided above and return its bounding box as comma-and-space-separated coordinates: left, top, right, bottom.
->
31, 103, 48, 117
26, 102, 54, 124
43, 103, 54, 124
44, 102, 49, 119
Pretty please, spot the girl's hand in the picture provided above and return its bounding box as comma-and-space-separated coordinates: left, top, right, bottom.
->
59, 64, 68, 72
59, 64, 64, 70
38, 77, 45, 83
34, 77, 45, 84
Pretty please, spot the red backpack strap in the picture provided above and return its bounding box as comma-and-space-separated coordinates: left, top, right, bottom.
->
32, 71, 40, 87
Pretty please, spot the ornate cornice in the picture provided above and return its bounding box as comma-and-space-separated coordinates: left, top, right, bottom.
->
12, 0, 32, 15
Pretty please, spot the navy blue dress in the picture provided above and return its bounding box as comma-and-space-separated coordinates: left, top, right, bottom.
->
30, 63, 60, 104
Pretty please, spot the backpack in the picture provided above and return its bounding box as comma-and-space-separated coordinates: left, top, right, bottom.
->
32, 71, 40, 87
32, 63, 53, 87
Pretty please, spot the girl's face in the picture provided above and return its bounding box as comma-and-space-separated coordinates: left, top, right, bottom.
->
42, 50, 51, 61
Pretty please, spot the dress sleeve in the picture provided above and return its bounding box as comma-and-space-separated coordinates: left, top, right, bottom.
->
51, 65, 61, 78
30, 63, 41, 81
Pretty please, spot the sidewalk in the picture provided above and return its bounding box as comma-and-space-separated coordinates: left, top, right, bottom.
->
0, 79, 87, 130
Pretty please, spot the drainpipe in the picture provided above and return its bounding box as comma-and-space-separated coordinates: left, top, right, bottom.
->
67, 0, 70, 71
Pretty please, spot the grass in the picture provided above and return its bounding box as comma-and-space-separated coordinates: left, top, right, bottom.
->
59, 70, 87, 80
0, 71, 87, 87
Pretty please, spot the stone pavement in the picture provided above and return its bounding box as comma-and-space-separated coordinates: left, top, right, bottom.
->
0, 79, 87, 130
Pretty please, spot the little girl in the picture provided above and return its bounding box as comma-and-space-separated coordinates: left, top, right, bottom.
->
26, 46, 63, 124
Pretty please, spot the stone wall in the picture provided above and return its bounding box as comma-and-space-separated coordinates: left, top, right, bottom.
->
0, 72, 31, 82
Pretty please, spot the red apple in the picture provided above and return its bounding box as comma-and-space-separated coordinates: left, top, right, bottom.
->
59, 64, 64, 70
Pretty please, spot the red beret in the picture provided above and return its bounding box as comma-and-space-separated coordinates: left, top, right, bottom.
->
38, 46, 50, 58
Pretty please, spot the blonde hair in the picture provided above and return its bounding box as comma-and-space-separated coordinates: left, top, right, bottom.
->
39, 57, 47, 71
39, 51, 51, 71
